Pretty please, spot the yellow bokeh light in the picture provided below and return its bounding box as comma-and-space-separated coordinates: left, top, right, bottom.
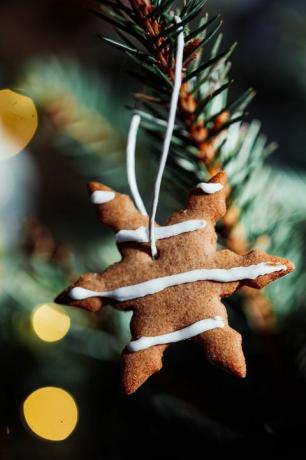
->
23, 387, 78, 441
32, 303, 71, 342
0, 89, 38, 159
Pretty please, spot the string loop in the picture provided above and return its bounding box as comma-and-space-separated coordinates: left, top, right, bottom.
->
126, 114, 148, 216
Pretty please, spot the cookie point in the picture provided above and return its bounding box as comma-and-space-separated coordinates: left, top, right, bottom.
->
87, 181, 113, 194
231, 360, 247, 379
87, 181, 100, 193
237, 367, 247, 379
122, 382, 137, 396
54, 291, 67, 305
209, 170, 227, 185
273, 260, 295, 276
286, 260, 295, 273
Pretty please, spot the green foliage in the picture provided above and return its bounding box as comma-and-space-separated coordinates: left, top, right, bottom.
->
0, 242, 130, 357
92, 0, 250, 172
21, 58, 127, 186
240, 166, 306, 314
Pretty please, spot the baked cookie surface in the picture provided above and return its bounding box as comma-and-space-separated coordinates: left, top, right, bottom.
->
56, 172, 294, 394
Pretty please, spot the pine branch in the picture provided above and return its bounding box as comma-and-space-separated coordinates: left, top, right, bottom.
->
239, 166, 306, 317
91, 0, 244, 168
20, 58, 127, 186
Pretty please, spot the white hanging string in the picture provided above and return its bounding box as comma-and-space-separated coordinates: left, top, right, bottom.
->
126, 114, 148, 216
125, 16, 184, 254
149, 16, 185, 257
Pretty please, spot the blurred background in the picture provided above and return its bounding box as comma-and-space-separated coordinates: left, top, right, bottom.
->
1, 0, 306, 458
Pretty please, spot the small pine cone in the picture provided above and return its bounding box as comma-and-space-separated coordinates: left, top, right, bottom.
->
179, 82, 197, 113
199, 140, 216, 162
226, 224, 249, 255
180, 94, 197, 114
190, 122, 208, 143
223, 206, 240, 228
242, 287, 276, 332
213, 111, 230, 131
222, 207, 249, 254
152, 20, 160, 35
254, 234, 272, 251
183, 39, 201, 67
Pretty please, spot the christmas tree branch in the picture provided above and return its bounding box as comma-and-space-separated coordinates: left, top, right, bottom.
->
21, 58, 128, 187
95, 0, 244, 167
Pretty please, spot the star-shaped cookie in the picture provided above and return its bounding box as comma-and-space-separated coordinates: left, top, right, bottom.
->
56, 172, 294, 394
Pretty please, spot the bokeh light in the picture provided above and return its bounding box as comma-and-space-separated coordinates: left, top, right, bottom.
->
0, 89, 38, 159
32, 303, 71, 342
23, 387, 78, 441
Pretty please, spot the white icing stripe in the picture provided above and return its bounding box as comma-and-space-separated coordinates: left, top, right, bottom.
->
197, 182, 223, 194
127, 316, 225, 352
115, 220, 206, 244
70, 262, 287, 302
127, 114, 148, 216
91, 190, 115, 204
149, 16, 184, 258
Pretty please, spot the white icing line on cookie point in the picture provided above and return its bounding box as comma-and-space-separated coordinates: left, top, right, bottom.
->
91, 190, 115, 204
197, 182, 223, 194
115, 220, 206, 244
70, 286, 91, 300
127, 316, 225, 352
69, 263, 287, 302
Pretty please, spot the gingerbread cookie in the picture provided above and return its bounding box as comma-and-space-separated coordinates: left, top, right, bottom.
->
56, 171, 294, 394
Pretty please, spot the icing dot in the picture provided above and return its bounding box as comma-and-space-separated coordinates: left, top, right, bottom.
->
197, 182, 223, 194
70, 286, 90, 300
91, 190, 115, 204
